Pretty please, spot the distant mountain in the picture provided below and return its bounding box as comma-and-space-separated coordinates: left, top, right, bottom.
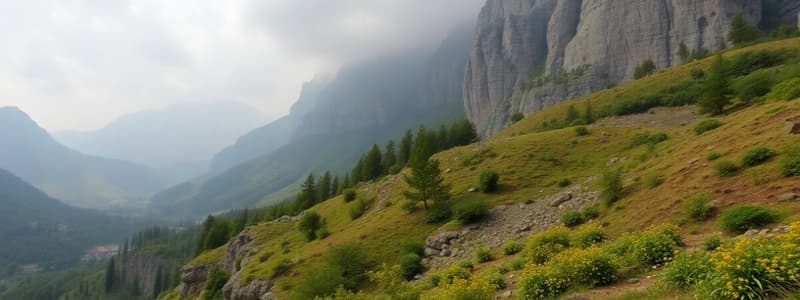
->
152, 21, 474, 217
55, 102, 267, 182
0, 106, 164, 210
0, 168, 138, 277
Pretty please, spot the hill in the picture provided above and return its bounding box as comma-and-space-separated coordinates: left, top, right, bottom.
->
0, 106, 165, 210
162, 38, 800, 300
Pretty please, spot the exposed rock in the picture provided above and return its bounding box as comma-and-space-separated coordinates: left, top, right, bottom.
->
223, 278, 274, 300
468, 187, 478, 193
627, 278, 641, 284
179, 263, 218, 297
123, 253, 165, 297
778, 193, 800, 202
550, 192, 572, 207
786, 122, 800, 134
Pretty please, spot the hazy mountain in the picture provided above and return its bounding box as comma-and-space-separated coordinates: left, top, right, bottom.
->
55, 102, 267, 182
0, 106, 165, 210
0, 168, 139, 277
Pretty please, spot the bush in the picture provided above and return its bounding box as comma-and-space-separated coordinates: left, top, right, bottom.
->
475, 246, 493, 263
441, 265, 472, 284
348, 199, 367, 220
431, 278, 494, 300
630, 133, 669, 148
520, 247, 618, 299
451, 198, 489, 224
556, 178, 571, 187
526, 226, 571, 264
661, 251, 711, 289
400, 201, 417, 213
701, 234, 722, 251
706, 152, 721, 161
317, 227, 330, 239
519, 265, 568, 299
399, 239, 424, 256
423, 202, 452, 224
457, 260, 474, 271
691, 68, 705, 80
560, 210, 584, 228
713, 160, 739, 177
486, 272, 507, 289
502, 241, 524, 255
572, 227, 607, 248
718, 205, 779, 233
630, 224, 683, 266
478, 170, 500, 193
634, 59, 657, 79
510, 112, 524, 124
642, 172, 663, 188
293, 264, 345, 299
693, 119, 722, 135
398, 253, 424, 280
741, 147, 775, 167
599, 168, 624, 206
298, 212, 323, 241
767, 78, 800, 100
781, 146, 800, 176
686, 193, 711, 222
324, 243, 374, 290
733, 70, 774, 103
574, 126, 589, 136
581, 206, 599, 220
203, 268, 230, 300
343, 188, 357, 203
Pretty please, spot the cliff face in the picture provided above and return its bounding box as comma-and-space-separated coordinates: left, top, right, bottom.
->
464, 0, 768, 136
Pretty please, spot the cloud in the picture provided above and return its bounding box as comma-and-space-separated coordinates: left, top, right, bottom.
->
0, 0, 484, 131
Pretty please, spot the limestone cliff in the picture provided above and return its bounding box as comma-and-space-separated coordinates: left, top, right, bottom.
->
464, 0, 785, 136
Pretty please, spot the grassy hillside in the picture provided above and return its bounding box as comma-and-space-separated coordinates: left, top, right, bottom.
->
169, 38, 800, 300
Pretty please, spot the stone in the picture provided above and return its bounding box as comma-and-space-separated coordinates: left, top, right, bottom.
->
499, 290, 513, 298
744, 229, 760, 238
444, 168, 452, 174
550, 192, 572, 207
424, 247, 440, 257
778, 193, 799, 202
689, 158, 700, 165
627, 278, 640, 284
440, 249, 452, 257
468, 187, 477, 193
786, 122, 800, 135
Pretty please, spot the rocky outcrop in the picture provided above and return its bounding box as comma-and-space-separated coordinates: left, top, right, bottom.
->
122, 253, 168, 297
465, 0, 768, 136
179, 263, 218, 298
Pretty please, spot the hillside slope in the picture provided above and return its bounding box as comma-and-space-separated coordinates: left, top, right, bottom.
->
165, 38, 800, 300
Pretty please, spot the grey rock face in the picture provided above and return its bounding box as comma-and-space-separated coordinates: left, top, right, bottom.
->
179, 263, 218, 297
465, 0, 766, 136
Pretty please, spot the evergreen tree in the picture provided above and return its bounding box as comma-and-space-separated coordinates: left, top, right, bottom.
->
728, 12, 759, 46
398, 129, 414, 167
202, 220, 231, 251
584, 101, 594, 124
435, 125, 449, 152
298, 212, 323, 241
196, 216, 215, 256
318, 171, 332, 201
104, 257, 116, 293
362, 145, 383, 181
678, 41, 690, 63
448, 120, 478, 147
351, 156, 365, 183
234, 209, 249, 234
342, 172, 351, 189
410, 126, 432, 168
383, 140, 397, 174
403, 158, 451, 209
299, 173, 317, 208
698, 54, 731, 115
565, 105, 581, 123
332, 176, 341, 196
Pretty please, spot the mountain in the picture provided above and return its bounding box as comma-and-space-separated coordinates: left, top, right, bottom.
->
0, 106, 164, 210
0, 168, 139, 277
55, 102, 267, 182
152, 21, 475, 218
464, 0, 800, 136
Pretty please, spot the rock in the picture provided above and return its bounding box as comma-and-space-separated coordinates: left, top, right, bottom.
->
550, 192, 572, 207
778, 193, 799, 202
786, 122, 800, 135
744, 229, 760, 238
179, 263, 217, 297
424, 247, 441, 257
440, 249, 452, 257
444, 168, 452, 174
499, 290, 513, 298
627, 278, 640, 284
223, 279, 274, 300
689, 158, 700, 165
773, 225, 790, 234
468, 187, 477, 193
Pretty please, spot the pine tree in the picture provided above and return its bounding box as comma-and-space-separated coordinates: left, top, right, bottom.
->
698, 54, 731, 115
196, 215, 215, 256
565, 105, 581, 124
403, 158, 451, 209
332, 176, 341, 196
234, 208, 249, 234
362, 145, 383, 181
299, 174, 317, 208
410, 126, 432, 168
342, 172, 351, 189
351, 156, 365, 183
105, 257, 116, 293
318, 171, 332, 201
435, 125, 449, 152
448, 120, 478, 147
678, 41, 690, 63
383, 140, 397, 174
584, 101, 594, 124
728, 12, 759, 46
398, 129, 414, 167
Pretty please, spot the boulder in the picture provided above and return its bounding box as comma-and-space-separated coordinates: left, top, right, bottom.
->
550, 192, 572, 207
786, 122, 800, 135
778, 193, 799, 202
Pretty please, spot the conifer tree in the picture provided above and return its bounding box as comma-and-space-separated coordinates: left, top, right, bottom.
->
584, 101, 594, 124
351, 156, 365, 183
566, 104, 581, 123
362, 144, 383, 181
678, 41, 690, 63
105, 257, 116, 293
196, 216, 215, 256
318, 171, 332, 201
332, 176, 341, 196
383, 140, 397, 174
410, 126, 432, 168
728, 12, 759, 46
435, 125, 449, 152
698, 54, 731, 115
403, 158, 450, 209
299, 173, 317, 208
398, 129, 414, 167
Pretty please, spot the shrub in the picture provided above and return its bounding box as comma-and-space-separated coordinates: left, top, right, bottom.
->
400, 201, 417, 213
741, 147, 775, 167
298, 212, 323, 241
324, 243, 374, 290
526, 226, 571, 264
686, 192, 711, 222
767, 78, 800, 100
718, 205, 779, 233
599, 168, 624, 206
642, 172, 663, 188
398, 253, 423, 280
616, 224, 683, 267
781, 146, 800, 176
478, 170, 500, 193
713, 160, 739, 177
510, 112, 524, 124
693, 119, 722, 135
502, 241, 524, 255
701, 234, 722, 251
348, 199, 367, 220
203, 268, 230, 300
486, 272, 507, 289
520, 247, 618, 299
572, 227, 607, 248
343, 188, 357, 202
634, 59, 657, 79
661, 251, 711, 289
441, 265, 472, 284
630, 132, 669, 148
519, 265, 569, 299
293, 264, 345, 299
556, 178, 571, 187
581, 206, 599, 220
432, 278, 494, 300
475, 246, 493, 263
423, 202, 452, 224
574, 126, 589, 136
691, 68, 705, 80
451, 198, 489, 224
457, 260, 474, 271
706, 152, 721, 161
733, 70, 774, 103
399, 239, 424, 256
317, 227, 330, 239
560, 210, 584, 228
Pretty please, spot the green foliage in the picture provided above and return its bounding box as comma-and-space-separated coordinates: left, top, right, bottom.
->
404, 158, 451, 210
691, 68, 705, 80
271, 258, 292, 278
520, 246, 618, 299
706, 152, 721, 161
634, 59, 657, 79
398, 253, 423, 280
451, 198, 489, 224
525, 226, 571, 264
510, 112, 524, 124
565, 105, 581, 124
441, 265, 472, 285
629, 132, 668, 148
486, 272, 507, 289
686, 192, 711, 222
727, 49, 798, 78
642, 172, 664, 188
713, 160, 739, 177
293, 264, 345, 300
475, 246, 493, 263
502, 241, 524, 255
574, 125, 589, 137
781, 146, 800, 176
678, 41, 691, 63
556, 178, 571, 187
733, 70, 774, 103
343, 188, 357, 203
457, 260, 475, 271
741, 146, 775, 167
423, 202, 452, 224
560, 210, 585, 228
572, 227, 607, 248
699, 55, 731, 115
348, 199, 367, 220
203, 268, 229, 300
767, 78, 800, 100
318, 227, 331, 239
599, 168, 624, 206
601, 79, 703, 117
399, 239, 424, 257
581, 206, 599, 220
478, 170, 500, 193
298, 212, 323, 241
628, 224, 683, 266
694, 119, 723, 135
661, 251, 711, 289
324, 243, 374, 291
400, 201, 417, 213
701, 234, 723, 251
728, 12, 759, 46
196, 216, 231, 255
718, 205, 779, 233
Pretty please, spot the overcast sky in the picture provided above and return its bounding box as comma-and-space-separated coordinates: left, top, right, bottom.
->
0, 0, 483, 131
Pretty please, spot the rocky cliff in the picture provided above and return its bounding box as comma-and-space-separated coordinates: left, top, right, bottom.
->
464, 0, 780, 136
